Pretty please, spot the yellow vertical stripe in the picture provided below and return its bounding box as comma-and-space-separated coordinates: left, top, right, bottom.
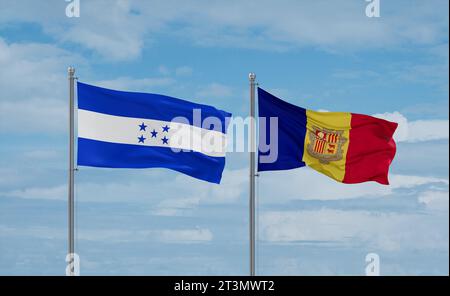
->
302, 110, 352, 182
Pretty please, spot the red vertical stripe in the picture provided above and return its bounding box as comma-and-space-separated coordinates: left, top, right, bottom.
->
343, 113, 398, 185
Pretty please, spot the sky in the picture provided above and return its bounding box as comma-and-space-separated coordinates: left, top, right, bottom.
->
0, 0, 448, 275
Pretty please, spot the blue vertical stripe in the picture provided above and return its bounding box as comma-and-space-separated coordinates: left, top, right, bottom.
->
257, 88, 307, 172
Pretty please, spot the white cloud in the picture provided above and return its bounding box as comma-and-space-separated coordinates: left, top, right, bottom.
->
0, 225, 213, 244
151, 168, 248, 215
0, 168, 24, 188
0, 38, 80, 101
158, 65, 170, 76
0, 38, 83, 133
1, 168, 247, 207
5, 167, 447, 207
2, 0, 447, 60
418, 191, 449, 211
5, 184, 66, 201
0, 98, 67, 133
259, 167, 448, 202
196, 83, 233, 99
155, 65, 194, 77
260, 208, 449, 251
0, 225, 65, 240
94, 76, 174, 92
22, 149, 60, 161
389, 174, 449, 189
0, 1, 146, 61
157, 228, 213, 243
145, 0, 448, 52
408, 120, 450, 142
59, 0, 147, 61
175, 66, 193, 77
203, 168, 248, 203
151, 197, 201, 217
78, 228, 213, 244
373, 111, 449, 143
2, 180, 149, 202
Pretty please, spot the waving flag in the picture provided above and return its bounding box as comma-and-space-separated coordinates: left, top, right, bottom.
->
77, 82, 231, 184
257, 88, 398, 185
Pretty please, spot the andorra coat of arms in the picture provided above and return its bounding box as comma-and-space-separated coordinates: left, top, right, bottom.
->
306, 126, 347, 164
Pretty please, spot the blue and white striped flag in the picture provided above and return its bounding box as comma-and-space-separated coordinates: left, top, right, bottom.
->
77, 82, 231, 184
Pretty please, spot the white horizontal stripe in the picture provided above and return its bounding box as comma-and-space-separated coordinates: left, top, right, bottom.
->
78, 109, 227, 157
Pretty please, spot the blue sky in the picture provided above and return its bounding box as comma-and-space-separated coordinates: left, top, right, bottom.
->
0, 0, 448, 275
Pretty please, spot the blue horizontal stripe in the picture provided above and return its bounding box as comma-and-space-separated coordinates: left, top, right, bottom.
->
77, 82, 232, 133
77, 138, 226, 184
257, 88, 307, 172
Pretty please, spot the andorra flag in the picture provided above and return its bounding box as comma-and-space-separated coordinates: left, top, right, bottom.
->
257, 88, 398, 185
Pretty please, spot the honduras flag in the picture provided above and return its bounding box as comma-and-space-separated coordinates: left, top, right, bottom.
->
77, 82, 232, 184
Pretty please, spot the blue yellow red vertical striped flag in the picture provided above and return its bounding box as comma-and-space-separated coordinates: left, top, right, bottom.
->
258, 88, 398, 185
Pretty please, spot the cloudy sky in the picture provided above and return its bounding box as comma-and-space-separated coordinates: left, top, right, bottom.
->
0, 0, 448, 275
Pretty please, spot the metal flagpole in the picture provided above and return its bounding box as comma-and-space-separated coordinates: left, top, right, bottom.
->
249, 72, 256, 276
68, 66, 76, 276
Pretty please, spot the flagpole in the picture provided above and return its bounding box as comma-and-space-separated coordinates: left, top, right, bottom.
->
68, 66, 75, 276
249, 72, 256, 276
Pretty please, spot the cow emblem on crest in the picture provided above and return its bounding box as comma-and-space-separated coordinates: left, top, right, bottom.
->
306, 126, 347, 164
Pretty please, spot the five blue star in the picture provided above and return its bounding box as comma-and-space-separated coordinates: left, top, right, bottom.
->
136, 124, 170, 144
138, 135, 146, 143
139, 122, 147, 131
162, 125, 170, 132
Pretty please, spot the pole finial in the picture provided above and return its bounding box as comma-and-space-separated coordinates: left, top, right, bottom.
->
249, 72, 256, 81
68, 66, 75, 77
